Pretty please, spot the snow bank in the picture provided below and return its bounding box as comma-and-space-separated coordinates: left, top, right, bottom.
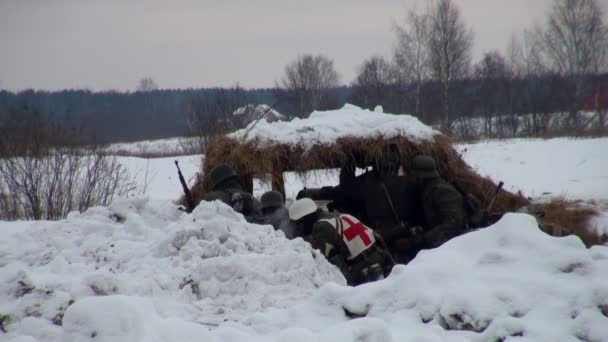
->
0, 198, 343, 342
458, 137, 608, 200
240, 213, 608, 341
3, 205, 608, 341
229, 104, 438, 148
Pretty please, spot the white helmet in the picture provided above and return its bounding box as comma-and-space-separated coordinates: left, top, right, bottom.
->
288, 198, 317, 221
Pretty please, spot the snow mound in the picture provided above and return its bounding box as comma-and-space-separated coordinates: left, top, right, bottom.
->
0, 198, 344, 342
229, 104, 438, 148
242, 213, 608, 341
3, 202, 608, 341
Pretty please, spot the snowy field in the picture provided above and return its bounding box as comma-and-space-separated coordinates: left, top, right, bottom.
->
2, 127, 608, 341
458, 138, 608, 200
118, 155, 201, 201
108, 137, 199, 157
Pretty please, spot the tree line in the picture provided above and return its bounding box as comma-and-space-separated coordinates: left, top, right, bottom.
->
1, 0, 607, 142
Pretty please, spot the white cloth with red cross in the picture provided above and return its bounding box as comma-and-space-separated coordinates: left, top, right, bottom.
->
320, 214, 376, 259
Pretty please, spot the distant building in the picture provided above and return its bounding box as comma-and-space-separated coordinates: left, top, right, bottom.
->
233, 104, 286, 128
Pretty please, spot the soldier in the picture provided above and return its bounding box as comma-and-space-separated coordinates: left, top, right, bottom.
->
297, 146, 420, 263
406, 155, 466, 253
203, 164, 262, 222
288, 198, 394, 286
259, 190, 297, 238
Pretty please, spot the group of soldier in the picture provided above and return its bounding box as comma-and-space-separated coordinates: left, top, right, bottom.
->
202, 154, 471, 286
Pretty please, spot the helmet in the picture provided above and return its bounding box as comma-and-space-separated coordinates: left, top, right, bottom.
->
288, 198, 317, 221
261, 191, 284, 210
209, 164, 238, 190
411, 155, 440, 179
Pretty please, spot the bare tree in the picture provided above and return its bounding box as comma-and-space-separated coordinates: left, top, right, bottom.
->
137, 77, 159, 92
279, 54, 340, 117
474, 51, 511, 137
427, 0, 474, 132
538, 0, 608, 129
186, 85, 252, 153
541, 0, 607, 75
394, 9, 431, 117
352, 55, 394, 109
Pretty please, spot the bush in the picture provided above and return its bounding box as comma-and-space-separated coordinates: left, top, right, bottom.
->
0, 108, 135, 220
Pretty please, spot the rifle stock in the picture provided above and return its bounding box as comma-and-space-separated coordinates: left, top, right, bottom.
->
175, 160, 195, 213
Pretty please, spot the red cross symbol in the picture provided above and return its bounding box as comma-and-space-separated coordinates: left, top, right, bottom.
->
341, 216, 373, 246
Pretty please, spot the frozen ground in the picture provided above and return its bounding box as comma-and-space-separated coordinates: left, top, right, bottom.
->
2, 115, 608, 341
2, 200, 608, 341
118, 155, 201, 201
457, 138, 608, 200
108, 137, 198, 156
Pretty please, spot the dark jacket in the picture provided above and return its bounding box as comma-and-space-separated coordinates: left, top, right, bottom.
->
419, 178, 466, 247
203, 180, 262, 222
260, 207, 297, 239
334, 172, 420, 237
309, 211, 391, 286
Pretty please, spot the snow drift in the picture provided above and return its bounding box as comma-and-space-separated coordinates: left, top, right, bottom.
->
2, 199, 608, 341
0, 199, 343, 341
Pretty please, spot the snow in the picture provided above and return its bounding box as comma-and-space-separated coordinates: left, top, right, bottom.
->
3, 135, 608, 342
1, 199, 343, 342
108, 137, 198, 156
233, 104, 284, 120
2, 202, 608, 341
116, 155, 201, 201
229, 104, 438, 148
458, 137, 608, 200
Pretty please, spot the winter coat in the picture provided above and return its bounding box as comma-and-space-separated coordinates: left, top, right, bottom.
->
310, 212, 391, 285
334, 172, 420, 237
419, 178, 466, 247
203, 186, 262, 223
260, 207, 297, 239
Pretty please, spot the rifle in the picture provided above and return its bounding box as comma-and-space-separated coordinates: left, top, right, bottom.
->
486, 181, 504, 212
175, 160, 195, 213
379, 182, 411, 241
468, 181, 504, 229
296, 187, 338, 201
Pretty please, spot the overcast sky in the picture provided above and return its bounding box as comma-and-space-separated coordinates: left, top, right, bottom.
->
1, 0, 597, 91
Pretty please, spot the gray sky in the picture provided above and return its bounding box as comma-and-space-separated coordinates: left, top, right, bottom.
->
0, 0, 584, 91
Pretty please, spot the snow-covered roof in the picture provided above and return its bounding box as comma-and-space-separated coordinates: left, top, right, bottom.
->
233, 104, 285, 119
229, 104, 438, 148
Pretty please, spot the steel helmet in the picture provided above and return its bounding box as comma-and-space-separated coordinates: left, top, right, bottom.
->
261, 191, 284, 210
288, 198, 317, 221
411, 155, 440, 179
209, 164, 239, 190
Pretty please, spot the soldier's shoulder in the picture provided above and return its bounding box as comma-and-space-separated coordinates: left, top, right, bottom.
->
203, 191, 231, 204
432, 181, 463, 201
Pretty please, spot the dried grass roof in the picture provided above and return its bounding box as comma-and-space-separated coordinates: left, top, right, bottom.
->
192, 133, 529, 213
186, 109, 600, 246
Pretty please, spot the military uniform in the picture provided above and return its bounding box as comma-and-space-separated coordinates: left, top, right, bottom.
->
419, 178, 465, 247
409, 156, 466, 250
258, 191, 297, 238
311, 213, 391, 285
289, 198, 393, 286
203, 165, 262, 222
